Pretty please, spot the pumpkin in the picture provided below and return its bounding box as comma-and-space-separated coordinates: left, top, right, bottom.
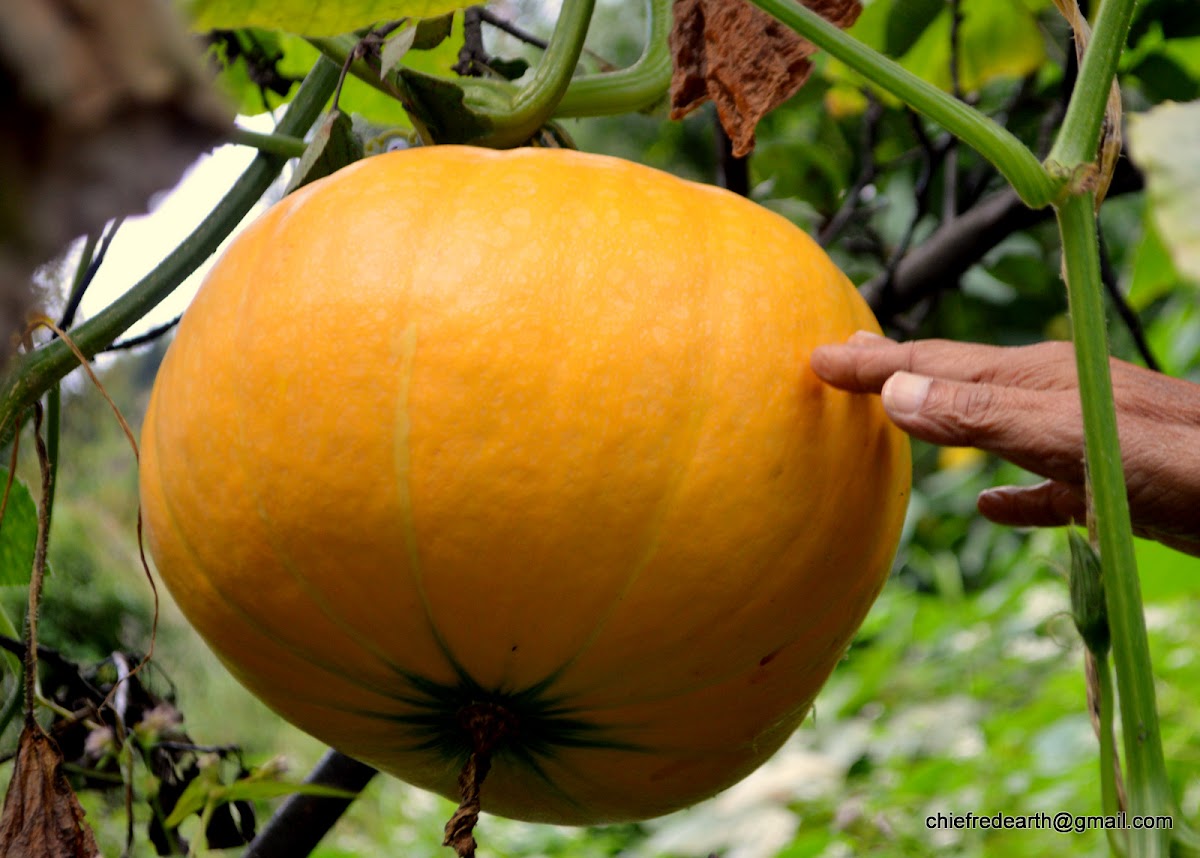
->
138, 145, 910, 826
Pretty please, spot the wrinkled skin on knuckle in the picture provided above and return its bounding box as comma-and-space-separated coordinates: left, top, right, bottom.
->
947, 383, 1003, 440
1001, 342, 1077, 389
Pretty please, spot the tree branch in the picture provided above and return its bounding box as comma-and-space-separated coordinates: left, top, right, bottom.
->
863, 155, 1143, 322
242, 750, 377, 858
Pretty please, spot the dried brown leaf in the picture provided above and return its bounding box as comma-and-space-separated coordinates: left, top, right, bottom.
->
0, 722, 101, 858
0, 0, 231, 359
669, 0, 861, 157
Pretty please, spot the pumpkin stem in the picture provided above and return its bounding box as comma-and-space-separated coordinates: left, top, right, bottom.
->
443, 702, 518, 858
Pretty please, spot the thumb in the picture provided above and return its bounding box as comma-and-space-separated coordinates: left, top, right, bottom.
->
877, 371, 1083, 485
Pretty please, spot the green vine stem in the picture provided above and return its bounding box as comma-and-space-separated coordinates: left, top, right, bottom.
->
0, 58, 341, 443
314, 0, 669, 143
1046, 0, 1140, 170
1048, 0, 1172, 848
747, 0, 1059, 209
481, 0, 596, 144
555, 0, 672, 117
1057, 192, 1171, 856
229, 127, 309, 159
323, 0, 596, 147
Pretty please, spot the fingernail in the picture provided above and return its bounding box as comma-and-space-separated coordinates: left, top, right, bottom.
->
848, 330, 890, 346
882, 372, 931, 416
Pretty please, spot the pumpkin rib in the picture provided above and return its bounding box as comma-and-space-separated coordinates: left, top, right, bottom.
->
146, 375, 445, 707
390, 321, 481, 690
146, 421, 420, 705
521, 182, 722, 700
225, 211, 430, 689
531, 358, 715, 699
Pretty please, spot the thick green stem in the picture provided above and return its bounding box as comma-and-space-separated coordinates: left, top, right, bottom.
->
1048, 0, 1171, 847
382, 0, 598, 146
315, 0, 667, 142
229, 127, 309, 159
747, 0, 1058, 208
1047, 0, 1138, 169
0, 58, 340, 441
490, 0, 596, 142
555, 0, 672, 117
1057, 193, 1171, 857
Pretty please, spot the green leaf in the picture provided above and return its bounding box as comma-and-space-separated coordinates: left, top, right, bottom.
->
884, 0, 944, 57
222, 780, 359, 803
1127, 100, 1200, 288
0, 469, 38, 588
184, 0, 471, 37
1129, 52, 1200, 102
1127, 212, 1182, 310
899, 0, 1046, 93
397, 67, 493, 143
212, 19, 464, 125
285, 110, 364, 193
163, 771, 217, 828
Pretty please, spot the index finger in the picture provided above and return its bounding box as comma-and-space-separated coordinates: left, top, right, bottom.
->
809, 334, 1075, 393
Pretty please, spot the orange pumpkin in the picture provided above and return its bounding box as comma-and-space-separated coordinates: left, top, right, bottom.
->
139, 145, 910, 825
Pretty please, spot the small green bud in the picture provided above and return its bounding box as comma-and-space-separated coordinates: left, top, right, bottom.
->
1068, 529, 1110, 657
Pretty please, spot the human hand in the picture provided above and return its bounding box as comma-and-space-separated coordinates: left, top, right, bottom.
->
810, 332, 1200, 557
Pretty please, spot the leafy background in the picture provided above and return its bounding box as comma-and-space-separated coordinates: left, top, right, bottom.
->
3, 0, 1200, 855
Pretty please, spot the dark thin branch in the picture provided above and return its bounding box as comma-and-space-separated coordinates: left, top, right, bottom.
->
102, 315, 182, 353
0, 634, 79, 675
818, 94, 884, 247
456, 7, 489, 77
877, 112, 945, 310
331, 21, 407, 112
0, 635, 115, 712
59, 218, 123, 332
714, 117, 749, 196
944, 0, 963, 219
479, 8, 550, 50
1098, 225, 1160, 371
242, 750, 377, 858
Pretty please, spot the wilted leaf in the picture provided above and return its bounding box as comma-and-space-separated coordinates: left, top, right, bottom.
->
0, 0, 230, 362
184, 0, 471, 37
0, 722, 100, 858
1128, 100, 1200, 287
669, 0, 861, 157
380, 24, 419, 78
285, 110, 365, 193
0, 469, 37, 587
